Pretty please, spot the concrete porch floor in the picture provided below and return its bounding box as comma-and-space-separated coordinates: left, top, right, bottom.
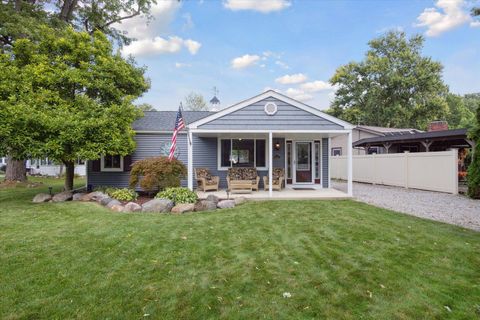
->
196, 186, 350, 200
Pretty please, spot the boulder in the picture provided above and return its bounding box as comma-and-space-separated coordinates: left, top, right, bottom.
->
194, 200, 217, 212
206, 194, 220, 204
123, 202, 142, 213
171, 203, 195, 214
142, 199, 174, 213
217, 200, 236, 209
72, 193, 86, 201
110, 204, 124, 212
32, 193, 52, 203
234, 197, 247, 206
81, 191, 107, 202
106, 199, 121, 209
52, 191, 73, 202
100, 197, 114, 206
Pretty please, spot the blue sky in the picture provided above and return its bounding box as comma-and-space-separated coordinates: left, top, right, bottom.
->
118, 0, 480, 111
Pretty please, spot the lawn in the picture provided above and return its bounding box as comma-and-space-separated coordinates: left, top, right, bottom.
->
1, 178, 479, 319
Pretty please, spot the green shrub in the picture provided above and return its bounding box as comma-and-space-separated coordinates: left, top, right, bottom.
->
467, 104, 480, 198
107, 188, 138, 202
156, 187, 198, 204
129, 156, 187, 193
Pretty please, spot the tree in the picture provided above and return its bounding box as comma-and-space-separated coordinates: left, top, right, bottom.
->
467, 103, 480, 199
184, 92, 208, 111
136, 103, 155, 111
445, 93, 475, 129
330, 31, 448, 129
0, 26, 149, 190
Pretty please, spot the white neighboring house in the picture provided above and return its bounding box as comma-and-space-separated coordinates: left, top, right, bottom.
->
330, 125, 421, 156
29, 158, 86, 176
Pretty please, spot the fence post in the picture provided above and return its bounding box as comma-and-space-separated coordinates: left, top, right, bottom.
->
372, 153, 376, 185
404, 151, 409, 189
450, 148, 458, 194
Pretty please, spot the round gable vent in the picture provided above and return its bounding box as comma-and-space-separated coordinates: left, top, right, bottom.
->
264, 102, 278, 116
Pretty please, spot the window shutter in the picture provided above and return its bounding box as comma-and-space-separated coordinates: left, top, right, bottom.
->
91, 159, 101, 172
123, 155, 132, 172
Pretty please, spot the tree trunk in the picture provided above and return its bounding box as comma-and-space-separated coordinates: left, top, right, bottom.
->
64, 161, 75, 191
4, 157, 27, 182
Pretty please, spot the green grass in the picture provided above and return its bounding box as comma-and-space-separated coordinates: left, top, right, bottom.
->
1, 178, 479, 319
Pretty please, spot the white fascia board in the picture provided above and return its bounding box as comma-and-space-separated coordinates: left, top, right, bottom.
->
190, 129, 351, 134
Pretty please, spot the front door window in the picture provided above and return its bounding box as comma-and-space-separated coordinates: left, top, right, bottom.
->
295, 142, 312, 183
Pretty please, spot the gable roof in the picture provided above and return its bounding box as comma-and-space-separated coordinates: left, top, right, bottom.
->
189, 90, 354, 130
353, 128, 469, 147
133, 111, 214, 132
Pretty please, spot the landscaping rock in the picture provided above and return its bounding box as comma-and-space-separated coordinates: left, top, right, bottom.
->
234, 197, 247, 206
110, 204, 124, 212
100, 197, 114, 206
123, 202, 142, 213
194, 200, 217, 212
206, 194, 220, 204
52, 191, 73, 202
142, 199, 174, 213
72, 193, 86, 201
82, 191, 107, 202
106, 199, 121, 209
217, 200, 236, 209
32, 193, 52, 203
171, 203, 195, 214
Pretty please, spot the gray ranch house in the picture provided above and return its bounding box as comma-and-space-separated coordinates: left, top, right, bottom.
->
87, 90, 354, 197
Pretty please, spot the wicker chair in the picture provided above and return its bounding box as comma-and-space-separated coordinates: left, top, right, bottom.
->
195, 168, 220, 192
263, 168, 285, 191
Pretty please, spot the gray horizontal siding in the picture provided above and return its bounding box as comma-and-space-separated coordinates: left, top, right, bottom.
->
87, 133, 188, 190
198, 97, 343, 130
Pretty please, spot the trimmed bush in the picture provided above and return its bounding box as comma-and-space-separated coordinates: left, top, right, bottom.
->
467, 104, 480, 198
129, 156, 187, 193
156, 187, 198, 204
107, 188, 138, 202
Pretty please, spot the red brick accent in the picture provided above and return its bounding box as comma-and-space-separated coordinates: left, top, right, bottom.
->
428, 121, 448, 132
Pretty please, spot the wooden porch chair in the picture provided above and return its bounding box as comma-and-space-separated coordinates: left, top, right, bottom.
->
263, 168, 285, 191
195, 168, 220, 192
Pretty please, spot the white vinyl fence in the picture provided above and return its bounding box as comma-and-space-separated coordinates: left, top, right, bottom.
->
331, 150, 458, 194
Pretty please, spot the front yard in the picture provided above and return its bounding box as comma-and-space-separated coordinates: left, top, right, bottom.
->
1, 178, 479, 319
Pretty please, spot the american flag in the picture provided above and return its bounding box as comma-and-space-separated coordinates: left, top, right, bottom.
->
169, 106, 185, 160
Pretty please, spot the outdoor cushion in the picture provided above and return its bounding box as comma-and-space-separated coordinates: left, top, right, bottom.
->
196, 168, 212, 180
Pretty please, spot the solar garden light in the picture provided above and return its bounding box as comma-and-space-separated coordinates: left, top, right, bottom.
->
226, 189, 230, 200
48, 187, 53, 195
172, 192, 176, 206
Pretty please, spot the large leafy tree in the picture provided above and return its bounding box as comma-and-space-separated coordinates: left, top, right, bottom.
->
0, 26, 149, 190
330, 31, 448, 129
467, 103, 480, 199
184, 92, 209, 111
445, 93, 475, 129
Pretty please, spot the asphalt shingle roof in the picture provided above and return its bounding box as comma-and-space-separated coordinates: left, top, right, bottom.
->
132, 111, 214, 131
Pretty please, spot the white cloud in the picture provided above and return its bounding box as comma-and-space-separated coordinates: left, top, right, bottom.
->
175, 62, 191, 68
471, 20, 480, 27
224, 0, 291, 13
415, 0, 471, 36
275, 73, 308, 84
285, 88, 313, 102
231, 54, 260, 69
116, 1, 202, 57
275, 60, 289, 69
184, 39, 202, 55
300, 80, 334, 92
122, 36, 200, 56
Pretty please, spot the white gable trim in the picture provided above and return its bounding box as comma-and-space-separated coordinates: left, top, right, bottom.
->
188, 90, 354, 130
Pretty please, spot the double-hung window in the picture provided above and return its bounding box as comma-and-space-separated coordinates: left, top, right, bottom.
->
101, 155, 124, 172
219, 139, 267, 170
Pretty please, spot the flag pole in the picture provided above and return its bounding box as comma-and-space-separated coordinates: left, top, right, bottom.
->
180, 102, 191, 146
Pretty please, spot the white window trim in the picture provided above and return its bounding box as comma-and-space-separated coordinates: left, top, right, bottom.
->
101, 155, 124, 172
331, 147, 342, 156
217, 138, 268, 171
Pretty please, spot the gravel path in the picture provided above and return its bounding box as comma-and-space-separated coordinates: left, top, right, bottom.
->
333, 181, 480, 232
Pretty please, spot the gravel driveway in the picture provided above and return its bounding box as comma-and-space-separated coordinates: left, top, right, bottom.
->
333, 181, 480, 231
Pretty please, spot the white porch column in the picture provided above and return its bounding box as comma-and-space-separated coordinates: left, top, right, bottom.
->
187, 131, 193, 191
268, 131, 273, 197
347, 130, 353, 196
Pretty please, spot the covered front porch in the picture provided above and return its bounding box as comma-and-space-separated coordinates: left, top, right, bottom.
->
187, 130, 353, 199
